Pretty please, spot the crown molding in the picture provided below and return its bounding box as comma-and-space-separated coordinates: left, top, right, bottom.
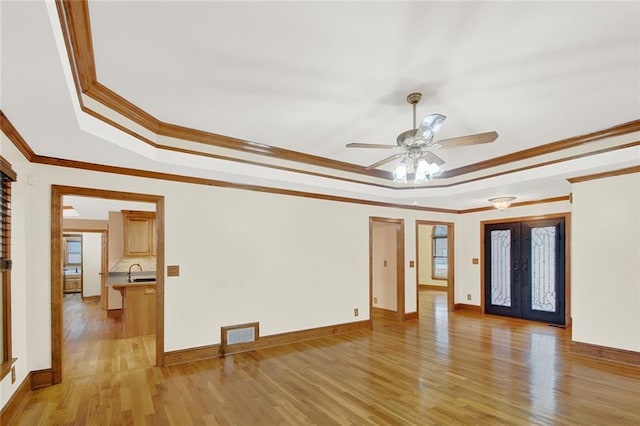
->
0, 109, 582, 215
567, 165, 640, 184
459, 196, 570, 214
0, 110, 36, 162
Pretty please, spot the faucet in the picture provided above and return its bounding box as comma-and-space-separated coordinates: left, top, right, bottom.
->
128, 263, 142, 282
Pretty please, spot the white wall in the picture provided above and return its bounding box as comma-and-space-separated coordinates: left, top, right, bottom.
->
454, 201, 573, 306
571, 173, 640, 352
0, 135, 31, 408
1, 130, 455, 410
107, 211, 123, 271
81, 233, 102, 297
372, 221, 397, 310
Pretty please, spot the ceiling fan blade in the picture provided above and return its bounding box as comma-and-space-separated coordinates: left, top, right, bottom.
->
437, 131, 499, 147
415, 113, 447, 140
423, 150, 445, 166
366, 153, 405, 170
346, 143, 397, 149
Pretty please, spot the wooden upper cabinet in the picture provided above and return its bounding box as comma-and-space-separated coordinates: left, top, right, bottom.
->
122, 210, 156, 256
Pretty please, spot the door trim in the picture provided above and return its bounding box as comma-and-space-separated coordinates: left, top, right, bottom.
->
369, 217, 405, 321
51, 185, 165, 385
415, 220, 455, 314
63, 229, 108, 302
480, 212, 571, 326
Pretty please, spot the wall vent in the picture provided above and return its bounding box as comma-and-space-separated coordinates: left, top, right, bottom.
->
221, 322, 259, 353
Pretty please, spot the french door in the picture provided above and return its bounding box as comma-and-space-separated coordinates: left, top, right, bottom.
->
484, 218, 566, 325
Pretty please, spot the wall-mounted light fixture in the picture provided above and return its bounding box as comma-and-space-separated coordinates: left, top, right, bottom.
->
488, 196, 516, 211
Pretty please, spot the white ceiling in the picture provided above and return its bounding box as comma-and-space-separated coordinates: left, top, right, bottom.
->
63, 196, 155, 221
1, 1, 639, 211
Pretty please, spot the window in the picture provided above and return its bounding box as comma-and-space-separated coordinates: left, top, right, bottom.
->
65, 237, 82, 265
0, 156, 16, 376
432, 225, 448, 280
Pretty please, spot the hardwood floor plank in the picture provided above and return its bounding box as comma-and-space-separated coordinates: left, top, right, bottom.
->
8, 291, 640, 424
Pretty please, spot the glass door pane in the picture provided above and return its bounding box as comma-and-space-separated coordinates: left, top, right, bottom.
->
530, 226, 556, 312
490, 230, 512, 307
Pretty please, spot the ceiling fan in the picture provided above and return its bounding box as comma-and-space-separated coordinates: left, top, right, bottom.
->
346, 92, 498, 183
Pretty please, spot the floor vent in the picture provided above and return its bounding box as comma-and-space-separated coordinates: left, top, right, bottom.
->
221, 322, 259, 354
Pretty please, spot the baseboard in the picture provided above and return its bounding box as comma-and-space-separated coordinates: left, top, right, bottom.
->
82, 295, 100, 302
164, 319, 372, 366
404, 312, 418, 320
164, 343, 221, 366
454, 303, 481, 312
371, 307, 400, 320
1, 370, 35, 425
571, 341, 640, 366
30, 368, 53, 389
419, 285, 447, 291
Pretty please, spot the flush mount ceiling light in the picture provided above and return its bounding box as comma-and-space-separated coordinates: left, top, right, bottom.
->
488, 197, 516, 211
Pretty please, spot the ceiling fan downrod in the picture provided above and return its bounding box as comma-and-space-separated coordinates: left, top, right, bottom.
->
406, 92, 422, 130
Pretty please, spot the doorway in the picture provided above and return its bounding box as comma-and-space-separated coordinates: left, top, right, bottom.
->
415, 221, 455, 315
483, 215, 568, 325
62, 234, 83, 294
51, 185, 165, 385
369, 217, 405, 321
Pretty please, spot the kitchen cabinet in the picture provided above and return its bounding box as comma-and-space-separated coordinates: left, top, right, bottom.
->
112, 283, 156, 337
122, 210, 156, 256
64, 275, 81, 293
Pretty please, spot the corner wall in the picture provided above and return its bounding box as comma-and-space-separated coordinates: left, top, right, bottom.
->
571, 172, 640, 352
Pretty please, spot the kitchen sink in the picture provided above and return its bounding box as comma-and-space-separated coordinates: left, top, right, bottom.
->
132, 278, 156, 283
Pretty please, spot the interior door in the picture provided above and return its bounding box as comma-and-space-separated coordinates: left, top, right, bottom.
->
485, 218, 565, 325
82, 233, 102, 298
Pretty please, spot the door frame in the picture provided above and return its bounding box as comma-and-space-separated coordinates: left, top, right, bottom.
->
63, 229, 108, 302
62, 233, 83, 295
51, 185, 165, 385
480, 212, 571, 326
415, 220, 455, 314
369, 217, 405, 321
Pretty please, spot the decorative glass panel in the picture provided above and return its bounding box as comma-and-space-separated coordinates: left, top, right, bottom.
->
531, 226, 556, 312
490, 230, 512, 307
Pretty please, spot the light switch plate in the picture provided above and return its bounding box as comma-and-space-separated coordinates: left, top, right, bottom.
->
167, 265, 180, 277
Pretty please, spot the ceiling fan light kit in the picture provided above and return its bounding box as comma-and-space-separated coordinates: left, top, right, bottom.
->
346, 92, 499, 184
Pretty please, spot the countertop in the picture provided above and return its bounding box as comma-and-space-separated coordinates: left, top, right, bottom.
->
107, 271, 157, 287
111, 281, 156, 289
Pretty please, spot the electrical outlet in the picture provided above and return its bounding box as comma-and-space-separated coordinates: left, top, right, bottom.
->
467, 294, 472, 301
383, 260, 387, 267
354, 308, 359, 317
373, 297, 378, 304
11, 366, 16, 384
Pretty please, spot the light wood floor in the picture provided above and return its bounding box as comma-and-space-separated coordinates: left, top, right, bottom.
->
9, 290, 640, 425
